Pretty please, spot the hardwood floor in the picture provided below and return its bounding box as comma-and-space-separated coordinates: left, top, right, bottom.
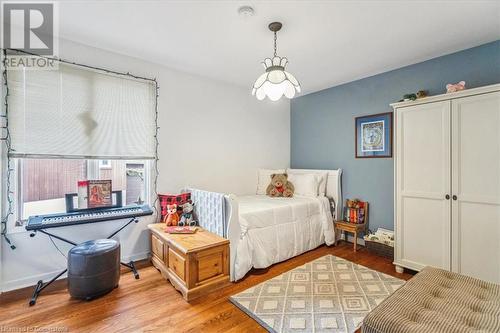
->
0, 242, 413, 333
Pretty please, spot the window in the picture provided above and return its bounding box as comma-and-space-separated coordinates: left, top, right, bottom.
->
98, 160, 111, 169
4, 53, 157, 232
16, 158, 149, 225
7, 60, 157, 160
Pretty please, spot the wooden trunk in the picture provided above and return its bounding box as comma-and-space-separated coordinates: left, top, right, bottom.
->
148, 224, 230, 301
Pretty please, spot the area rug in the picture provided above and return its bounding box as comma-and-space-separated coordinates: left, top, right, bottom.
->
229, 255, 405, 333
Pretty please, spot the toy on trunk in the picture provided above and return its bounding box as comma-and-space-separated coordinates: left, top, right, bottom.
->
179, 202, 197, 227
163, 204, 180, 226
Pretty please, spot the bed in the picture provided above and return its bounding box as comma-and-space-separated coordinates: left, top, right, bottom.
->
185, 168, 342, 281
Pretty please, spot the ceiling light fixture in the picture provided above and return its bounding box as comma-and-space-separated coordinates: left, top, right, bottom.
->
252, 22, 301, 101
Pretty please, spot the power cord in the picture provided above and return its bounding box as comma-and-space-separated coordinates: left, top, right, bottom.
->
48, 234, 67, 259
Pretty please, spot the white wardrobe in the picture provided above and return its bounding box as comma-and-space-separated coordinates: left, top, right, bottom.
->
392, 84, 500, 284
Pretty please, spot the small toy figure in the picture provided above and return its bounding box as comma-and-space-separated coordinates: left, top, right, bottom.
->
416, 90, 428, 99
402, 93, 417, 101
446, 81, 466, 93
163, 204, 179, 226
179, 202, 197, 227
398, 90, 428, 102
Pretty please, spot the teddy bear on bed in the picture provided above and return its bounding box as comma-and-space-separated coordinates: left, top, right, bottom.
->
266, 173, 295, 198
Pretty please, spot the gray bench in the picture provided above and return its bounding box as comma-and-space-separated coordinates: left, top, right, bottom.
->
362, 266, 500, 333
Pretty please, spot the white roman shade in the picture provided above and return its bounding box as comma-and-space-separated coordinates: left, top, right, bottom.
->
7, 60, 156, 159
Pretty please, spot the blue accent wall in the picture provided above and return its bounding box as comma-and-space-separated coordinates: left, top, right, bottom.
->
291, 40, 500, 233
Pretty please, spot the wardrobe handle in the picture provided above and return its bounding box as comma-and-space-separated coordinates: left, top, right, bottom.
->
445, 194, 450, 200
452, 195, 457, 201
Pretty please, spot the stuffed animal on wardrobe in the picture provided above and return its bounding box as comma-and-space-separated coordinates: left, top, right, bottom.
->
163, 204, 179, 226
398, 90, 427, 102
266, 173, 294, 198
446, 81, 466, 93
179, 202, 197, 227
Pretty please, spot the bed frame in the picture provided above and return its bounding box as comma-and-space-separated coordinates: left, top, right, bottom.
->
184, 168, 342, 281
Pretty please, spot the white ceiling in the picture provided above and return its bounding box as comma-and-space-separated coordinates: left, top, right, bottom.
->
57, 0, 500, 95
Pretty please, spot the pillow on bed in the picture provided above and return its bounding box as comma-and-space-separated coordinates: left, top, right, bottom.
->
287, 173, 319, 197
287, 169, 328, 196
257, 169, 285, 195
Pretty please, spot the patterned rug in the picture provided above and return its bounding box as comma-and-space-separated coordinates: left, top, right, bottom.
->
229, 255, 405, 333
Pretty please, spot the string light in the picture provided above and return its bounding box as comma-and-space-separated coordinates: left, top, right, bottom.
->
1, 48, 15, 249
153, 80, 160, 217
1, 49, 161, 250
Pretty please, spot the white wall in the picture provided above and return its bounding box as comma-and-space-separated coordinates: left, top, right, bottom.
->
0, 39, 290, 291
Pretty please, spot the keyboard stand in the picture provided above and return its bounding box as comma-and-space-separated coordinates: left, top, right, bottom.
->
28, 217, 140, 306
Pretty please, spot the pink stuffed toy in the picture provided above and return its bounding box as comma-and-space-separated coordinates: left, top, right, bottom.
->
446, 81, 466, 93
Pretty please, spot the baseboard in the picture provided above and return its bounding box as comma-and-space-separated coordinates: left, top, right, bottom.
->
340, 233, 365, 246
123, 251, 150, 263
1, 269, 68, 293
1, 251, 150, 293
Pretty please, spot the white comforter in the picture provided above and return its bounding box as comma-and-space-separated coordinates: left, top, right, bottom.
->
233, 195, 335, 281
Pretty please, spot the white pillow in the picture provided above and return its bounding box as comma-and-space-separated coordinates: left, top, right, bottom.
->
288, 173, 319, 198
287, 169, 328, 196
256, 169, 286, 195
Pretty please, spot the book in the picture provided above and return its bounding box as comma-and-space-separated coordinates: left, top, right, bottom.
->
165, 226, 198, 234
344, 199, 367, 224
87, 180, 112, 208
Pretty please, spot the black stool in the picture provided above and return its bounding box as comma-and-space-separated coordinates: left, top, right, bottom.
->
68, 239, 120, 300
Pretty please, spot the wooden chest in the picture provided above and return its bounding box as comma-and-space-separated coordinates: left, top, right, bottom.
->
147, 224, 230, 301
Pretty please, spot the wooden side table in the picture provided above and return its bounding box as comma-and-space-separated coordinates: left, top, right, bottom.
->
334, 221, 367, 252
334, 202, 369, 252
148, 224, 230, 301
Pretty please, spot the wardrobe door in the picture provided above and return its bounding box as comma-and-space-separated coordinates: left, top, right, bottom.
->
396, 101, 451, 271
451, 91, 500, 283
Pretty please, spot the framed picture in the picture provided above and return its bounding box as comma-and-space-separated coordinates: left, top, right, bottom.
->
87, 180, 113, 208
355, 112, 392, 158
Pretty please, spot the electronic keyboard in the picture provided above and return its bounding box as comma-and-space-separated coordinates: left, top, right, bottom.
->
26, 205, 153, 231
